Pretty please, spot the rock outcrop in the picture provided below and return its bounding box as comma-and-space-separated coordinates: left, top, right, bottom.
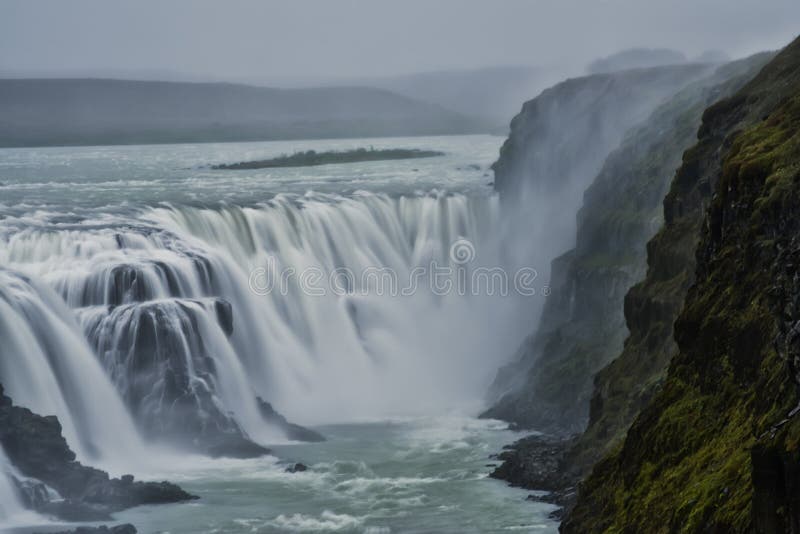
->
256, 397, 325, 442
82, 298, 270, 458
563, 34, 800, 533
0, 383, 196, 521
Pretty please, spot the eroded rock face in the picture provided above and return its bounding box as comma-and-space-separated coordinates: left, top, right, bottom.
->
564, 35, 800, 533
0, 383, 196, 521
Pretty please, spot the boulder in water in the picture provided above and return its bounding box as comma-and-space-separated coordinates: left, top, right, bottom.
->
285, 463, 308, 473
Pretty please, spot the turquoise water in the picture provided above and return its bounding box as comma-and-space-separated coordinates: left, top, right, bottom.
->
111, 418, 557, 534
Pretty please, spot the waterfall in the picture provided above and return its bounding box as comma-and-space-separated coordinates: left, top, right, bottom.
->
145, 192, 533, 423
0, 446, 25, 524
0, 445, 54, 528
0, 270, 145, 468
1, 190, 535, 454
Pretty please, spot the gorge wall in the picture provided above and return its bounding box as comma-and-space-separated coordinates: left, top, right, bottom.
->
484, 64, 714, 410
486, 52, 771, 450
484, 59, 760, 434
563, 33, 800, 534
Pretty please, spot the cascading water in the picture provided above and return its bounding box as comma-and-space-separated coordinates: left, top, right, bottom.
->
145, 192, 533, 423
0, 135, 561, 531
2, 190, 534, 442
0, 269, 144, 467
0, 446, 27, 525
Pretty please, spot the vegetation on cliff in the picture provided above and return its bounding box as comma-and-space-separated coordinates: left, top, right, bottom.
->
566, 52, 774, 476
564, 35, 800, 533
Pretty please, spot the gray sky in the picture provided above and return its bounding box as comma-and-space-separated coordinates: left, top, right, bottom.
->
1, 0, 799, 82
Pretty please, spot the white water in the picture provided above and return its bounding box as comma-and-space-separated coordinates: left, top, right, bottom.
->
0, 270, 144, 467
0, 447, 37, 527
145, 192, 529, 423
0, 135, 557, 531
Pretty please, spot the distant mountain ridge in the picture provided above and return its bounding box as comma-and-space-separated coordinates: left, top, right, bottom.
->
0, 78, 491, 147
348, 65, 565, 125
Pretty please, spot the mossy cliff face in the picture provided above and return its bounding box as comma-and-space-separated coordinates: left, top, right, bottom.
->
484, 56, 769, 436
563, 36, 800, 533
565, 53, 773, 475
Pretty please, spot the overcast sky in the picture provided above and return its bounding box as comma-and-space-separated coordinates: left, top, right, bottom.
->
1, 0, 799, 83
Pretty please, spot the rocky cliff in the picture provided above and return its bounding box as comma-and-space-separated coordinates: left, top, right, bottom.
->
485, 55, 770, 436
564, 35, 800, 533
565, 53, 775, 479
493, 64, 712, 198
485, 64, 714, 414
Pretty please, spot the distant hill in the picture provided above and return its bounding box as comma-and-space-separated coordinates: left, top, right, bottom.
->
586, 48, 688, 74
352, 66, 564, 126
0, 78, 492, 147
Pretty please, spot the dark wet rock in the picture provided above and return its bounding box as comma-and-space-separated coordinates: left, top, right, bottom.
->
751, 444, 800, 533
285, 463, 308, 473
256, 397, 325, 442
490, 434, 578, 514
65, 258, 201, 307
214, 298, 234, 336
0, 383, 196, 521
35, 524, 137, 534
205, 435, 271, 459
82, 299, 268, 457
